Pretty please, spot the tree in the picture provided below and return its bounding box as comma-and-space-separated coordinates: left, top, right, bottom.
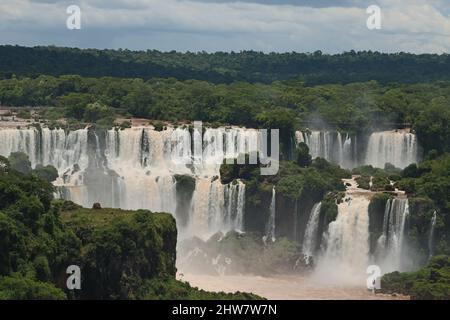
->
58, 93, 94, 120
295, 142, 312, 167
0, 275, 66, 300
83, 102, 110, 123
33, 165, 58, 182
121, 85, 153, 118
402, 163, 419, 178
414, 97, 450, 154
8, 152, 31, 174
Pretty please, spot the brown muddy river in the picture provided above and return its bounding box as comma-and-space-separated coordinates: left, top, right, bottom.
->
180, 274, 409, 300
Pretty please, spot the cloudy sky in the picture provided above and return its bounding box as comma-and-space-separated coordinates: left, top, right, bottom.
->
0, 0, 449, 53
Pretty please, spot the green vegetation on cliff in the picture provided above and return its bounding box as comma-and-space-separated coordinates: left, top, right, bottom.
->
0, 155, 261, 300
396, 155, 450, 255
381, 255, 450, 300
60, 206, 177, 299
220, 150, 349, 241
134, 278, 260, 300
0, 155, 78, 299
0, 275, 67, 300
221, 154, 349, 205
363, 154, 450, 261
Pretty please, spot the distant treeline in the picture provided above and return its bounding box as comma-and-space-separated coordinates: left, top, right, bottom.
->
2, 45, 450, 85
1, 75, 450, 156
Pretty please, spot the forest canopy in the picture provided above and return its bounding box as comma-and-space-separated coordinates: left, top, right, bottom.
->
2, 45, 450, 85
1, 75, 450, 156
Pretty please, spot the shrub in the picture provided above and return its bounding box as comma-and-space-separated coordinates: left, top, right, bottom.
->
0, 275, 66, 300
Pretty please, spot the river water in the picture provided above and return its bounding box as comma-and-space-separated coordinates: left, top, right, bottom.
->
180, 274, 409, 300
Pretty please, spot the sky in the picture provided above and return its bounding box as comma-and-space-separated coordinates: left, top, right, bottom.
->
0, 0, 450, 53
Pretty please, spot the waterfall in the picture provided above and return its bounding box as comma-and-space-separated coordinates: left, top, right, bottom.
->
0, 128, 39, 166
0, 127, 89, 190
315, 193, 370, 284
190, 178, 212, 236
375, 198, 409, 272
103, 127, 181, 212
235, 181, 246, 232
0, 126, 256, 239
302, 202, 322, 263
103, 126, 256, 238
0, 128, 89, 172
296, 129, 418, 169
295, 131, 304, 144
365, 131, 418, 169
428, 211, 437, 260
265, 187, 276, 243
188, 178, 246, 238
342, 133, 354, 169
302, 131, 333, 161
295, 131, 356, 169
220, 180, 246, 232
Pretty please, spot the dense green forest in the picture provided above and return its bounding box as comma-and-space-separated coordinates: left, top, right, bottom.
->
2, 46, 450, 85
0, 154, 260, 300
1, 75, 450, 155
1, 45, 450, 299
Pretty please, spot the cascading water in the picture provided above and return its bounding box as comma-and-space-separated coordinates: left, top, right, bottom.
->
296, 131, 357, 169
200, 179, 246, 236
375, 198, 409, 272
302, 131, 333, 160
0, 128, 39, 165
0, 126, 258, 239
312, 176, 412, 285
0, 128, 89, 197
264, 187, 276, 243
296, 129, 418, 169
314, 178, 371, 284
365, 131, 418, 169
228, 181, 246, 232
0, 128, 89, 173
428, 211, 437, 260
302, 202, 322, 264
103, 127, 180, 213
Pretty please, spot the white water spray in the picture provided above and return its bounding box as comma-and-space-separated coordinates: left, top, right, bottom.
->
302, 202, 322, 263
0, 126, 257, 239
314, 177, 371, 285
365, 131, 418, 169
375, 198, 409, 272
265, 187, 276, 243
296, 129, 418, 169
428, 211, 437, 260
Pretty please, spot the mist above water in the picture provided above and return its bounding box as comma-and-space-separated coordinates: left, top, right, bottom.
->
313, 188, 371, 286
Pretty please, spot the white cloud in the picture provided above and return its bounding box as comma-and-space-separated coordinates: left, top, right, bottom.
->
0, 0, 449, 53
